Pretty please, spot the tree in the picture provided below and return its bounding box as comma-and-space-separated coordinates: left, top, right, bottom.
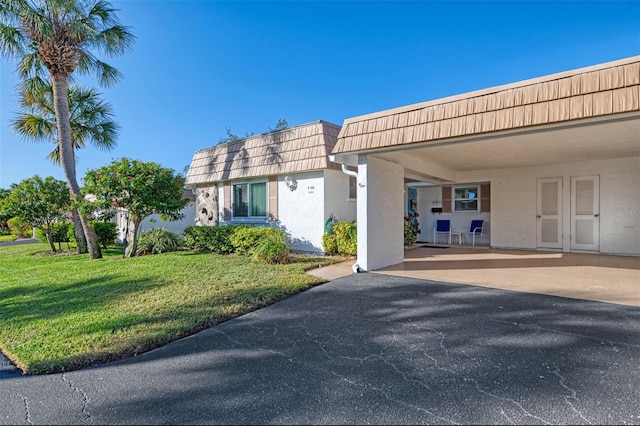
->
83, 158, 189, 257
0, 0, 135, 259
11, 78, 119, 254
0, 188, 12, 234
1, 176, 70, 252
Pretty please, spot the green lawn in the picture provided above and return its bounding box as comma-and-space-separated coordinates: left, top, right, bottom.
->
0, 234, 15, 242
0, 243, 342, 374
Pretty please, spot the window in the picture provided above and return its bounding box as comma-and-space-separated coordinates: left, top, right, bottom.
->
348, 176, 357, 200
233, 182, 267, 218
453, 185, 479, 212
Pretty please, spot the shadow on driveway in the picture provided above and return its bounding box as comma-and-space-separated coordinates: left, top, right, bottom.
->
1, 273, 639, 424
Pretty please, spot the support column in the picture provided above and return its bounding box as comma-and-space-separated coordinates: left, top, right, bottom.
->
356, 155, 405, 271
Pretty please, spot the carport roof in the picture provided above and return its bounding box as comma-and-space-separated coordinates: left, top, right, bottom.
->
332, 56, 640, 155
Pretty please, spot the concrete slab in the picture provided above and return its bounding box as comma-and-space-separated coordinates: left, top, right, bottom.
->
376, 246, 640, 307
306, 259, 355, 281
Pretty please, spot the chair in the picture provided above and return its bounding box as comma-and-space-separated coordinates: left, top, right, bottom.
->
433, 220, 452, 244
467, 220, 485, 246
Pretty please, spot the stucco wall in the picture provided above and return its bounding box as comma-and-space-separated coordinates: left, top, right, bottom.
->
139, 203, 197, 236
413, 185, 490, 244
215, 171, 334, 252
458, 156, 640, 255
276, 171, 327, 252
323, 169, 357, 225
358, 156, 405, 271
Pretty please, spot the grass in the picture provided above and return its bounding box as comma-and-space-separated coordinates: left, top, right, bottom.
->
0, 234, 15, 242
0, 242, 345, 374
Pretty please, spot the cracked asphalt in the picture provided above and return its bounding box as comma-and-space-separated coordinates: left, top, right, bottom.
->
1, 273, 639, 425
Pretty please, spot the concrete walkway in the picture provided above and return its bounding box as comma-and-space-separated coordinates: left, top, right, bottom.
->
0, 238, 38, 247
312, 247, 640, 307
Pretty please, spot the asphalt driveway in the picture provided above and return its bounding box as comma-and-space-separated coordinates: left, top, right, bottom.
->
1, 273, 639, 425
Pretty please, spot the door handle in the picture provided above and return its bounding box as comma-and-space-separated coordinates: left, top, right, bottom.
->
536, 215, 541, 218
594, 213, 599, 217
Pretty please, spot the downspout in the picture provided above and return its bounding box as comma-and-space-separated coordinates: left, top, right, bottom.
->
339, 163, 362, 273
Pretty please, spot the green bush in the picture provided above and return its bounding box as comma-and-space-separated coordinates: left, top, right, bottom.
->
135, 227, 182, 255
334, 221, 357, 256
36, 222, 73, 245
404, 223, 417, 246
321, 232, 338, 254
183, 225, 237, 253
7, 217, 31, 238
322, 220, 357, 256
251, 228, 290, 264
90, 221, 118, 248
230, 226, 280, 256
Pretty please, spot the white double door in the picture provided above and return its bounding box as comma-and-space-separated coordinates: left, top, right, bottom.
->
536, 176, 600, 251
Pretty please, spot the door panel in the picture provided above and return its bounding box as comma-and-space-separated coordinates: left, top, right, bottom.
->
571, 176, 600, 251
537, 178, 563, 249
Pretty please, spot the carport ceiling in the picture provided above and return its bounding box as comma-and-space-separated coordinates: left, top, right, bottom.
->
378, 115, 640, 172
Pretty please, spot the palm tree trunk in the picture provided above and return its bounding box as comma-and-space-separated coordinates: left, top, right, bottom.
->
50, 73, 102, 259
72, 210, 88, 253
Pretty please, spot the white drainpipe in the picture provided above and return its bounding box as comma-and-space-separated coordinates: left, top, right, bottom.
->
339, 164, 363, 274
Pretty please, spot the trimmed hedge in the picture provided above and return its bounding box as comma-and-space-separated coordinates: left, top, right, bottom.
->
183, 225, 237, 253
322, 220, 357, 256
90, 221, 118, 248
184, 225, 290, 264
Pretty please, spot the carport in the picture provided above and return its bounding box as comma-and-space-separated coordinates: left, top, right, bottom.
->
331, 56, 640, 271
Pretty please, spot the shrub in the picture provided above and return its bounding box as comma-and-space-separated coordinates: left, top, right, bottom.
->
183, 225, 237, 253
251, 228, 290, 264
90, 221, 118, 248
404, 212, 420, 246
36, 222, 73, 247
135, 227, 182, 255
321, 232, 338, 254
334, 220, 357, 256
404, 223, 417, 246
7, 217, 31, 238
230, 226, 280, 256
322, 220, 357, 256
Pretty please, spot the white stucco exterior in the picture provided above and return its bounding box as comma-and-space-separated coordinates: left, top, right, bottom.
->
458, 156, 640, 255
139, 204, 197, 235
357, 156, 405, 271
216, 171, 356, 253
412, 185, 491, 245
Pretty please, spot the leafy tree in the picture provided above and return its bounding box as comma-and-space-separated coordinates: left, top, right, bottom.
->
2, 176, 70, 252
0, 0, 135, 259
11, 78, 119, 253
83, 158, 189, 257
0, 188, 12, 234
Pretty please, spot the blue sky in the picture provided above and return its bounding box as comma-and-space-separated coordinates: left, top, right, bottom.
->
1, 0, 639, 188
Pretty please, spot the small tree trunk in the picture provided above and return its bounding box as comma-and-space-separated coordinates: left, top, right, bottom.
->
50, 72, 101, 259
125, 219, 141, 258
72, 210, 88, 253
46, 232, 57, 253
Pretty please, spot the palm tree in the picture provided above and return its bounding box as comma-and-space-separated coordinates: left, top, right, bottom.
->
12, 77, 119, 253
0, 0, 134, 259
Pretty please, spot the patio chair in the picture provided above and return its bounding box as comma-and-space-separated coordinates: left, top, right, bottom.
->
466, 219, 485, 246
433, 220, 452, 244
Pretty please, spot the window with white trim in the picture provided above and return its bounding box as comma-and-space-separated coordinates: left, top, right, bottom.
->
453, 185, 480, 212
348, 176, 357, 200
232, 182, 267, 219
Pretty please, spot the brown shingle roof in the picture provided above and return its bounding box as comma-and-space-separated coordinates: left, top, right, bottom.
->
333, 56, 640, 154
185, 121, 341, 185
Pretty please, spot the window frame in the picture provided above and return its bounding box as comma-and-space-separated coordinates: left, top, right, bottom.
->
453, 185, 480, 213
348, 176, 357, 200
231, 180, 268, 222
